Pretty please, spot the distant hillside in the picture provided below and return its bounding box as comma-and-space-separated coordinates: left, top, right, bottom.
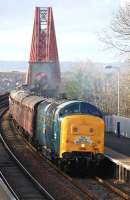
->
0, 61, 75, 72
0, 61, 28, 72
0, 61, 77, 72
0, 60, 127, 73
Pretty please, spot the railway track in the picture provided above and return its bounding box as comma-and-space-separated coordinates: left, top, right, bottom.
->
13, 124, 130, 200
49, 158, 130, 200
0, 111, 92, 199
0, 93, 9, 109
0, 134, 53, 200
0, 94, 130, 200
68, 176, 130, 200
0, 94, 55, 200
0, 170, 19, 200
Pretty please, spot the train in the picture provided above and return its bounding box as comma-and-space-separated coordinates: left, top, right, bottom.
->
9, 90, 104, 169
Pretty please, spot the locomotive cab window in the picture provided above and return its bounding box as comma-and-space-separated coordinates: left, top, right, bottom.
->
80, 102, 103, 118
59, 102, 103, 118
59, 103, 80, 117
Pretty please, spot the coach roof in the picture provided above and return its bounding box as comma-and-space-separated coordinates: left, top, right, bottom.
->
10, 90, 29, 102
22, 95, 44, 109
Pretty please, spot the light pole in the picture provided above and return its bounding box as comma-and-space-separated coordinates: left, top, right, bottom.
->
105, 65, 120, 116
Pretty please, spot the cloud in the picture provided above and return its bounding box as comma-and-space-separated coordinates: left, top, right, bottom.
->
0, 0, 120, 62
58, 32, 97, 45
57, 31, 107, 61
0, 27, 32, 60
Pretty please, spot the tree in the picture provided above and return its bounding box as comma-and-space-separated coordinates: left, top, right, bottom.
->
98, 3, 130, 116
62, 60, 105, 105
63, 65, 92, 99
100, 3, 130, 53
61, 60, 130, 117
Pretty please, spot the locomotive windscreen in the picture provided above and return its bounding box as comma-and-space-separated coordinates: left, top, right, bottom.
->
59, 102, 103, 118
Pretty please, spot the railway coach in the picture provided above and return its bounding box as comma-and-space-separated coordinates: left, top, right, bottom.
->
9, 90, 104, 168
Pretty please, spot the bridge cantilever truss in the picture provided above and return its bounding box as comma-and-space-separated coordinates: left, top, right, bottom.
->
27, 7, 60, 96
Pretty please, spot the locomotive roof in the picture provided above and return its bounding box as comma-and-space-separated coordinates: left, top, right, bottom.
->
10, 90, 102, 116
55, 100, 103, 118
57, 100, 89, 109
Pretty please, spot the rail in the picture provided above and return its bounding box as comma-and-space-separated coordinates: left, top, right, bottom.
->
0, 171, 19, 200
0, 134, 55, 200
0, 94, 129, 200
0, 94, 55, 200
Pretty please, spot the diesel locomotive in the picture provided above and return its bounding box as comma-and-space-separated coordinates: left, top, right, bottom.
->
9, 90, 104, 168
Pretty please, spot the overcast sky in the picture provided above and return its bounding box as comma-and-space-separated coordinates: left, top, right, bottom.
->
0, 0, 128, 62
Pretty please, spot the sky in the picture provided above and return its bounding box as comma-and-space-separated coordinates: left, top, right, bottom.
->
0, 0, 128, 62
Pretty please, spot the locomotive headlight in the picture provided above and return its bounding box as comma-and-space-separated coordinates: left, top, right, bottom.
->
81, 143, 85, 148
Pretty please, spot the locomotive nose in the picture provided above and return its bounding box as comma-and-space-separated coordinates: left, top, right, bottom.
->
59, 115, 104, 158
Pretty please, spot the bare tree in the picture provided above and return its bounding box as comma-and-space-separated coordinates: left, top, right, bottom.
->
100, 3, 130, 53
61, 60, 130, 117
62, 60, 105, 106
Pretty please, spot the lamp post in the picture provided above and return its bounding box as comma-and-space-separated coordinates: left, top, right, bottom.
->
105, 65, 120, 116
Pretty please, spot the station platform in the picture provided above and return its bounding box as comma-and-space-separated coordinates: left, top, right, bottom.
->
0, 178, 16, 200
105, 132, 130, 157
105, 133, 130, 182
105, 147, 130, 170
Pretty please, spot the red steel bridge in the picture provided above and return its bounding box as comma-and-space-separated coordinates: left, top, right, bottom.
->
27, 7, 61, 96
